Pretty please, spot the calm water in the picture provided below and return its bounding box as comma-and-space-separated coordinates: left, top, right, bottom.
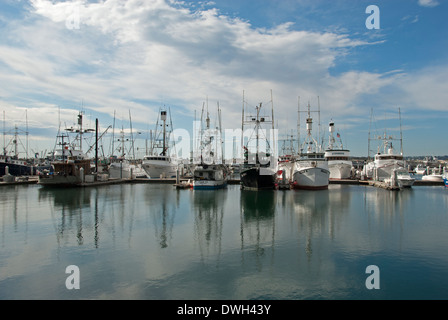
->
1, 182, 448, 300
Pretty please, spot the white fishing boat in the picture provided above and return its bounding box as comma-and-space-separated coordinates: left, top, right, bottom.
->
142, 109, 178, 179
108, 157, 140, 179
363, 108, 409, 183
192, 103, 229, 190
324, 121, 352, 179
292, 101, 329, 190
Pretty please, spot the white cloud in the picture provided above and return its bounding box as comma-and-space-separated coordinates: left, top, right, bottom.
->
0, 0, 444, 156
418, 0, 439, 7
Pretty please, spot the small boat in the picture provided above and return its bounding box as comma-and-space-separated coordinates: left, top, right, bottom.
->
414, 164, 426, 175
443, 172, 448, 187
394, 168, 415, 188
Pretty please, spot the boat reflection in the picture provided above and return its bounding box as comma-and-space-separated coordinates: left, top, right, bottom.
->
191, 189, 227, 264
240, 190, 277, 271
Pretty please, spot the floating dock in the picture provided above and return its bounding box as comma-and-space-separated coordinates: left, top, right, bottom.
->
0, 176, 444, 188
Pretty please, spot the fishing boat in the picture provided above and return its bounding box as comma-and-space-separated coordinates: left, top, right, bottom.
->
324, 121, 352, 179
142, 109, 178, 179
240, 95, 277, 191
38, 112, 94, 187
192, 103, 229, 190
108, 127, 143, 180
362, 108, 410, 183
0, 123, 52, 176
292, 101, 330, 190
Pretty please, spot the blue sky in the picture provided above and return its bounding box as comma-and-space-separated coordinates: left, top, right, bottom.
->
0, 0, 447, 159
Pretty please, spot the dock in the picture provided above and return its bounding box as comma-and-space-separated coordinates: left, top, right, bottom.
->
0, 176, 444, 188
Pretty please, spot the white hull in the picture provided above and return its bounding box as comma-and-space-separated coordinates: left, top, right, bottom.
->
142, 160, 177, 179
293, 167, 330, 190
328, 161, 352, 179
397, 177, 415, 188
292, 159, 330, 190
363, 159, 405, 181
422, 174, 443, 182
109, 162, 146, 179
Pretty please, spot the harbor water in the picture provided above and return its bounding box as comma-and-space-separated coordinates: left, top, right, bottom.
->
1, 182, 448, 300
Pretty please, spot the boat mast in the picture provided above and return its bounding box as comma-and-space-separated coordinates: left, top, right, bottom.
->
161, 109, 167, 157
26, 109, 29, 159
399, 107, 403, 155
2, 111, 5, 156
271, 89, 275, 158
256, 103, 261, 159
129, 109, 135, 160
241, 90, 245, 160
317, 96, 321, 153
297, 96, 300, 155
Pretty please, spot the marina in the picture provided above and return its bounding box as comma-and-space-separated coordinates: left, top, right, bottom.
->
1, 181, 448, 300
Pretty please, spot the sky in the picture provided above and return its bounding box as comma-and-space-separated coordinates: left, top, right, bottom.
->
0, 0, 447, 160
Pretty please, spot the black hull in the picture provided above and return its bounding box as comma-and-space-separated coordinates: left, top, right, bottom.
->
1, 162, 32, 176
0, 162, 52, 176
240, 167, 277, 190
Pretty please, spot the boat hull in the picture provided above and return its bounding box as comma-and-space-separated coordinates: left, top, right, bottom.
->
292, 167, 330, 190
240, 167, 277, 190
38, 174, 82, 187
422, 175, 443, 182
328, 161, 352, 179
397, 177, 415, 188
193, 180, 227, 190
142, 161, 177, 179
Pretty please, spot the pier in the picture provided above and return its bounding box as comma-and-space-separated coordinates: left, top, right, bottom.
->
1, 176, 444, 188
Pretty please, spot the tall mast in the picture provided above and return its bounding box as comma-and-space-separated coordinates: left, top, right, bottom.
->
297, 96, 300, 155
368, 108, 373, 160
317, 96, 321, 153
161, 109, 167, 156
271, 89, 275, 157
26, 109, 29, 159
399, 107, 403, 155
241, 90, 245, 158
129, 109, 135, 160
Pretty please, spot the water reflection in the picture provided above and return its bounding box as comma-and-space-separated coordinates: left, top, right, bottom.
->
191, 189, 227, 265
240, 190, 277, 271
145, 186, 179, 249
